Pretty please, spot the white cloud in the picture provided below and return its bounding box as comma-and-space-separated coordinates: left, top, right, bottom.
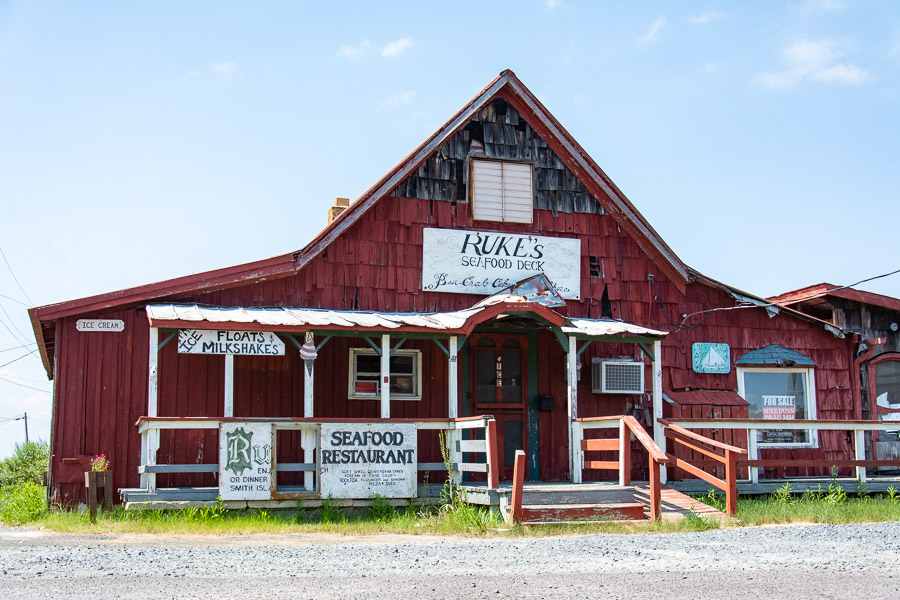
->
689, 10, 725, 24
637, 16, 667, 44
758, 38, 872, 89
338, 38, 413, 59
799, 0, 847, 13
889, 41, 900, 59
212, 61, 238, 78
381, 38, 412, 58
338, 39, 373, 59
383, 90, 417, 106
702, 61, 717, 74
546, 0, 562, 8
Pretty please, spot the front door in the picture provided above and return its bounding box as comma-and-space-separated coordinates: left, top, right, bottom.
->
471, 333, 528, 480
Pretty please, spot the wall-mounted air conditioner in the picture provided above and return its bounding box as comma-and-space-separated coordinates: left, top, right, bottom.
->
591, 359, 644, 394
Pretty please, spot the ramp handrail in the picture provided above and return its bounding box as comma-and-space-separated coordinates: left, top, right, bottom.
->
658, 419, 746, 516
574, 415, 669, 520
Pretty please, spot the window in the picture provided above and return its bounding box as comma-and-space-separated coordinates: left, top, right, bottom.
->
737, 367, 818, 447
872, 356, 900, 441
348, 348, 422, 400
471, 159, 533, 224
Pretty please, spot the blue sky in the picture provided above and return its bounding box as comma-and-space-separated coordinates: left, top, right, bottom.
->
0, 1, 898, 458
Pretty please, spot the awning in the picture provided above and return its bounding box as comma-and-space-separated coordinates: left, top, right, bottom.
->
146, 303, 668, 341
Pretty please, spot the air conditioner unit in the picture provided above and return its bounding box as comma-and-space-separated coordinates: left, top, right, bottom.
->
591, 359, 644, 394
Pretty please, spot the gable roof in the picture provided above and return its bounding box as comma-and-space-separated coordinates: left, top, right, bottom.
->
29, 70, 692, 377
735, 344, 816, 367
769, 283, 900, 313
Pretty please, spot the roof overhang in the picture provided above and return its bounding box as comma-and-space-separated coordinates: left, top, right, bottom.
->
146, 302, 668, 342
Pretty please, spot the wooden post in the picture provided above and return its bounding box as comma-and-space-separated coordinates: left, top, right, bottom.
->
748, 428, 759, 484
301, 332, 316, 491
144, 327, 159, 490
566, 335, 578, 482
619, 419, 631, 486
854, 429, 866, 483
648, 458, 661, 521
224, 354, 234, 417
85, 471, 114, 523
571, 420, 583, 484
448, 336, 459, 419
510, 450, 526, 524
725, 449, 738, 517
146, 428, 159, 493
380, 334, 390, 418
485, 418, 500, 489
652, 339, 665, 483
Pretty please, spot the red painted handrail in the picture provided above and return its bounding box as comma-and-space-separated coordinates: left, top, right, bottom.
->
658, 419, 746, 517
509, 450, 526, 524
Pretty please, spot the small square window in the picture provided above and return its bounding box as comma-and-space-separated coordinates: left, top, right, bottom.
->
471, 159, 533, 224
348, 348, 422, 400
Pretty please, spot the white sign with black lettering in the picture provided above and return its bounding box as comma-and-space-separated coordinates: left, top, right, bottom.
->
76, 319, 125, 332
178, 330, 285, 355
319, 423, 417, 499
219, 422, 272, 500
421, 228, 581, 299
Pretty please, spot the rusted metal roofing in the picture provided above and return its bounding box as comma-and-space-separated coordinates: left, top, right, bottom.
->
663, 390, 748, 406
769, 282, 900, 313
146, 303, 667, 340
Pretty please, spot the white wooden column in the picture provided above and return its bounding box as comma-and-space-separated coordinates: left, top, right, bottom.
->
143, 327, 160, 490
567, 335, 579, 482
652, 339, 666, 483
854, 429, 866, 483
748, 429, 759, 484
300, 332, 317, 491
224, 353, 235, 417
448, 336, 459, 419
380, 334, 390, 418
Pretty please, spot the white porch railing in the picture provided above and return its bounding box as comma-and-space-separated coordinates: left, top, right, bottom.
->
136, 415, 500, 499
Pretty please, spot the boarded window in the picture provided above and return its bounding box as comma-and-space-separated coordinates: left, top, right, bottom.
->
471, 159, 533, 224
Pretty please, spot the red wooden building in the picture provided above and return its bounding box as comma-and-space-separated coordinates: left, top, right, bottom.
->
29, 71, 895, 514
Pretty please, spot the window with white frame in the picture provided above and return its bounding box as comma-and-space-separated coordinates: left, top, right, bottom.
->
348, 348, 422, 400
471, 159, 533, 224
737, 367, 818, 446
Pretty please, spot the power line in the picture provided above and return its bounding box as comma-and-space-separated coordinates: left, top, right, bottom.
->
0, 348, 37, 369
0, 376, 51, 393
1, 372, 51, 384
0, 247, 34, 306
0, 301, 30, 342
0, 292, 29, 307
0, 343, 36, 353
678, 267, 900, 329
0, 316, 29, 346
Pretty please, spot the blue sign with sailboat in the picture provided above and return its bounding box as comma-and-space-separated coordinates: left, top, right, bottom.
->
691, 343, 730, 374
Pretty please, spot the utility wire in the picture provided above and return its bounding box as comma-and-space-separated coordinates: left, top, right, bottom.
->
0, 247, 34, 306
0, 316, 29, 346
0, 348, 37, 369
0, 292, 29, 307
0, 376, 51, 393
0, 343, 36, 353
678, 267, 900, 330
0, 301, 30, 342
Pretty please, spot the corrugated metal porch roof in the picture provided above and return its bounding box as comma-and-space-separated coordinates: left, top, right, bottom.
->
146, 303, 667, 339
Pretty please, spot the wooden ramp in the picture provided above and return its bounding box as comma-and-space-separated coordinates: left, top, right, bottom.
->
633, 483, 727, 521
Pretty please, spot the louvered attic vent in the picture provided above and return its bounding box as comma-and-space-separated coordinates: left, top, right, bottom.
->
591, 359, 644, 394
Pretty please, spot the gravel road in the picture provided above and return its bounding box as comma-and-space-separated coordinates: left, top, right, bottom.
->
1, 523, 898, 599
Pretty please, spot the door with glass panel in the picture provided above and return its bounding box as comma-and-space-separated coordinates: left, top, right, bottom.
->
471, 333, 528, 480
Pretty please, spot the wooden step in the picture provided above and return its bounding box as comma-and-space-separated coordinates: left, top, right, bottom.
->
520, 502, 646, 523
520, 486, 635, 505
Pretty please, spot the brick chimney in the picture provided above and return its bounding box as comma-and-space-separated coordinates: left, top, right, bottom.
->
328, 197, 350, 223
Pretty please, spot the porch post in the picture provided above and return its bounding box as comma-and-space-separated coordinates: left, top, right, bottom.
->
300, 332, 317, 491
143, 327, 160, 490
652, 339, 666, 483
567, 335, 578, 482
224, 354, 235, 418
380, 334, 390, 418
448, 336, 459, 419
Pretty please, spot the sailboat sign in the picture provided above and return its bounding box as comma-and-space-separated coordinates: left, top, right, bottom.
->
691, 343, 730, 374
